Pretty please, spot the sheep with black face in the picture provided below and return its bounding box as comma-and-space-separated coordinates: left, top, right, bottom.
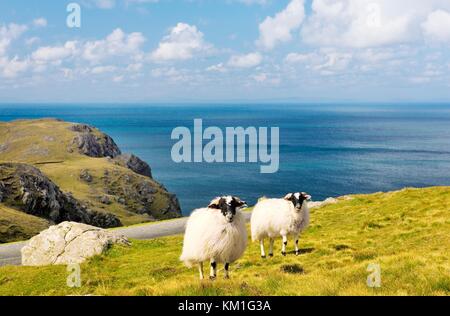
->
251, 192, 311, 258
180, 196, 248, 280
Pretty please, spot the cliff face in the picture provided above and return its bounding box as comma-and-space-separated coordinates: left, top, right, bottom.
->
70, 124, 122, 158
0, 119, 182, 242
0, 163, 120, 228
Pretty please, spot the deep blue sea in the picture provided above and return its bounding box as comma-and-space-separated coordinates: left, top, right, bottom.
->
1, 103, 450, 215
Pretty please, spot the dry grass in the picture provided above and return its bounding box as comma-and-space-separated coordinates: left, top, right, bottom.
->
0, 205, 50, 243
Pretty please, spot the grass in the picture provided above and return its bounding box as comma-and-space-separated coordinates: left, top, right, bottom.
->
0, 205, 50, 243
0, 187, 449, 296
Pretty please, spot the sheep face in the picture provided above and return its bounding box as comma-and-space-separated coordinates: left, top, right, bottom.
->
209, 196, 247, 223
284, 192, 312, 210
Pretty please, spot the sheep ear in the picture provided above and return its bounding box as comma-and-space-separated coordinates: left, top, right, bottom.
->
302, 192, 312, 201
233, 197, 247, 207
208, 197, 222, 209
284, 193, 294, 201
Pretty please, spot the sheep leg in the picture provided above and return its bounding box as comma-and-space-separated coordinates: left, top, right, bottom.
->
269, 238, 274, 257
199, 262, 204, 280
281, 235, 288, 256
224, 263, 230, 279
294, 234, 300, 256
260, 239, 266, 258
210, 260, 217, 280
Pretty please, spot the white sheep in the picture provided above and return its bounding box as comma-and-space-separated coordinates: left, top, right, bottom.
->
180, 196, 248, 280
251, 192, 311, 258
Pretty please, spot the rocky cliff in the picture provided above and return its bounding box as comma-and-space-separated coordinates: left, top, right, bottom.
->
0, 119, 182, 242
0, 163, 120, 228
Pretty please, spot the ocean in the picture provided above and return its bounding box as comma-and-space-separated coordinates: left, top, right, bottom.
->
1, 103, 450, 215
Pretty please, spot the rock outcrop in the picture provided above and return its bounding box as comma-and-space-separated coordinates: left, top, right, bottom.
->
70, 123, 121, 158
21, 221, 129, 266
114, 154, 152, 178
103, 169, 181, 219
0, 163, 121, 228
0, 119, 182, 243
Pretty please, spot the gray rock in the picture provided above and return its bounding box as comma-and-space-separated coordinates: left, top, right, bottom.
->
69, 124, 94, 133
103, 170, 181, 219
72, 133, 121, 158
21, 222, 130, 266
114, 154, 153, 178
0, 181, 4, 202
80, 169, 93, 183
69, 124, 121, 158
0, 163, 122, 228
0, 143, 8, 153
100, 195, 111, 205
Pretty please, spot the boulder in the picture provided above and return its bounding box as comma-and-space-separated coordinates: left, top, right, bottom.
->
21, 221, 130, 266
79, 169, 93, 183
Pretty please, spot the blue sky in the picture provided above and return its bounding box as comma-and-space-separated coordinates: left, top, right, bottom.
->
1, 0, 450, 103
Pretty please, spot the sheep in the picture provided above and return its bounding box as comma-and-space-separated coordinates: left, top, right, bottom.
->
251, 192, 311, 258
180, 196, 248, 280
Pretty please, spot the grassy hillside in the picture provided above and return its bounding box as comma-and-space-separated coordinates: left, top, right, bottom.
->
0, 205, 50, 243
0, 187, 449, 296
0, 119, 181, 241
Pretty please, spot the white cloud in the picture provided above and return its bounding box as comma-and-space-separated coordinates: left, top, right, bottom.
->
285, 49, 353, 75
0, 56, 29, 78
302, 0, 450, 48
257, 0, 305, 50
206, 63, 227, 73
91, 65, 117, 74
313, 50, 352, 75
422, 10, 450, 43
0, 23, 27, 56
151, 23, 211, 62
126, 63, 143, 72
113, 75, 124, 82
151, 67, 191, 82
228, 52, 263, 68
251, 73, 267, 82
83, 28, 145, 63
285, 52, 314, 63
33, 18, 48, 28
32, 41, 78, 63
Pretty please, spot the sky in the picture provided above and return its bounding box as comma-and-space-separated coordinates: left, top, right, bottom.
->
1, 0, 450, 103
